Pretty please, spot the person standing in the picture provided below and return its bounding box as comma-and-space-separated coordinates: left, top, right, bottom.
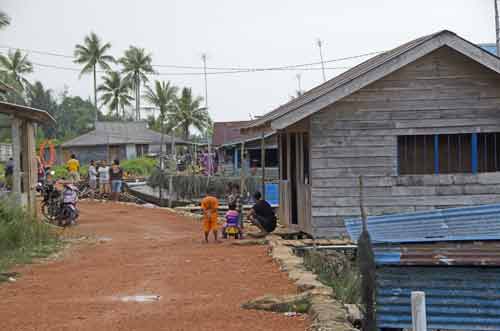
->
66, 154, 80, 183
109, 159, 123, 202
201, 187, 220, 243
88, 160, 98, 200
98, 161, 110, 198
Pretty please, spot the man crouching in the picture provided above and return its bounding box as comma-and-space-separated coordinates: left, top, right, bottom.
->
248, 191, 277, 237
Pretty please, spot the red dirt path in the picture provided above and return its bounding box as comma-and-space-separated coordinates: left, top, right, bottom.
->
0, 201, 308, 331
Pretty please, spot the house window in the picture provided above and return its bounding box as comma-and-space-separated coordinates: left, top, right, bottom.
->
398, 133, 500, 175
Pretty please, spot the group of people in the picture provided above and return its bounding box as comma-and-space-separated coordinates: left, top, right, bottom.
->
66, 154, 124, 201
201, 184, 277, 243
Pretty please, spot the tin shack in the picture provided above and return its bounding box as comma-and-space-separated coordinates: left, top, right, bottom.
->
346, 203, 500, 330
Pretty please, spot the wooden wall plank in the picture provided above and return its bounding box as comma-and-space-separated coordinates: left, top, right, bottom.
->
308, 46, 500, 238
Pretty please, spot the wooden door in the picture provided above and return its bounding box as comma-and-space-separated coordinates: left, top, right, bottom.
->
109, 145, 121, 162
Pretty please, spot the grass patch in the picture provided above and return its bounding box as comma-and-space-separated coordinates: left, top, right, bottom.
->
0, 197, 60, 281
303, 249, 361, 304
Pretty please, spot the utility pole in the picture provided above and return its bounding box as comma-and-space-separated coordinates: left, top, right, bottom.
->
202, 53, 212, 178
495, 0, 500, 56
202, 54, 209, 107
317, 39, 327, 82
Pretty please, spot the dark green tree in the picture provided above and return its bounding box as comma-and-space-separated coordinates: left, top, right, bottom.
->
119, 46, 155, 121
27, 81, 58, 137
171, 87, 211, 141
0, 49, 33, 92
74, 32, 115, 120
97, 70, 133, 118
143, 80, 178, 153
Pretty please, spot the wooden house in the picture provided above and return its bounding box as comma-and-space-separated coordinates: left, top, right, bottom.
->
0, 101, 56, 213
213, 121, 278, 178
61, 121, 192, 164
243, 30, 500, 238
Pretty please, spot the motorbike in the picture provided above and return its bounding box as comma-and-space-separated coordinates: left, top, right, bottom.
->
41, 181, 80, 227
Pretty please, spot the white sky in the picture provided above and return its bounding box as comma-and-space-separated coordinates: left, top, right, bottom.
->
0, 0, 495, 122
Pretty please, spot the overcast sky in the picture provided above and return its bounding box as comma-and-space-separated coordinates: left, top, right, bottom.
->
1, 1, 495, 122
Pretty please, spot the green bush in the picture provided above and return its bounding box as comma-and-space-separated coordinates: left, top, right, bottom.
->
121, 157, 157, 177
0, 198, 60, 278
0, 163, 4, 180
50, 165, 68, 179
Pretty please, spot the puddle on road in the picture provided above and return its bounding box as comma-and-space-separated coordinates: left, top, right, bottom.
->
117, 295, 161, 303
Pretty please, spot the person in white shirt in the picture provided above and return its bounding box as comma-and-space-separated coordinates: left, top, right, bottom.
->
88, 160, 98, 200
98, 161, 110, 196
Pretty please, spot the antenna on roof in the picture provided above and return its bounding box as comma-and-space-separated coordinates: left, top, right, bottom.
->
316, 39, 327, 82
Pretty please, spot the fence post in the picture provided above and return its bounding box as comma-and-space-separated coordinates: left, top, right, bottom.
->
411, 291, 427, 331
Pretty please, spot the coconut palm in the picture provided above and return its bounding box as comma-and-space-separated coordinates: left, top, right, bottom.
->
0, 49, 33, 92
143, 80, 178, 154
0, 11, 10, 29
74, 32, 115, 120
119, 46, 155, 121
171, 87, 211, 141
97, 71, 133, 118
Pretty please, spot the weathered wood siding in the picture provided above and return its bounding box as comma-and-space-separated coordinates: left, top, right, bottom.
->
310, 46, 500, 238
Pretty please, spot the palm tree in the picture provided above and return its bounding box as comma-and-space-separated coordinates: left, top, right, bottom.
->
143, 80, 178, 154
74, 32, 115, 121
172, 87, 211, 141
0, 49, 33, 91
97, 71, 133, 118
119, 46, 155, 121
0, 11, 10, 29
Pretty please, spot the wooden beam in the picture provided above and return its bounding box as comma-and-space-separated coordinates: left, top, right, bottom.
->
24, 121, 37, 215
10, 117, 21, 200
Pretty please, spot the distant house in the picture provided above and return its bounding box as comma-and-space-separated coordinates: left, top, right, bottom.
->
61, 121, 191, 164
213, 121, 278, 177
244, 30, 500, 238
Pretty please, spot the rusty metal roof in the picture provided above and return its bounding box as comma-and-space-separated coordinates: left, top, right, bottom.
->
374, 241, 500, 267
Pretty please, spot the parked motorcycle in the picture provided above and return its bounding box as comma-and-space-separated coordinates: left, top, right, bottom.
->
41, 181, 79, 227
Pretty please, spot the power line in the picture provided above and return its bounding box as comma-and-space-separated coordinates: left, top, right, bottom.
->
0, 44, 384, 72
25, 59, 352, 76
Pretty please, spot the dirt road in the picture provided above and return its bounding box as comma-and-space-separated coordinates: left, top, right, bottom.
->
0, 201, 308, 331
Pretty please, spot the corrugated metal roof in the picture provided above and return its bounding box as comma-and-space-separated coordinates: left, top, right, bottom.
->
345, 203, 500, 244
377, 266, 500, 330
0, 101, 56, 124
62, 121, 190, 147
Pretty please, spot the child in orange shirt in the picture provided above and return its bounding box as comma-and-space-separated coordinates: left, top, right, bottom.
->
201, 188, 220, 243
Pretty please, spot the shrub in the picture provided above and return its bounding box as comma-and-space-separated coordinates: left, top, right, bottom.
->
121, 157, 157, 177
0, 197, 59, 277
303, 249, 361, 304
